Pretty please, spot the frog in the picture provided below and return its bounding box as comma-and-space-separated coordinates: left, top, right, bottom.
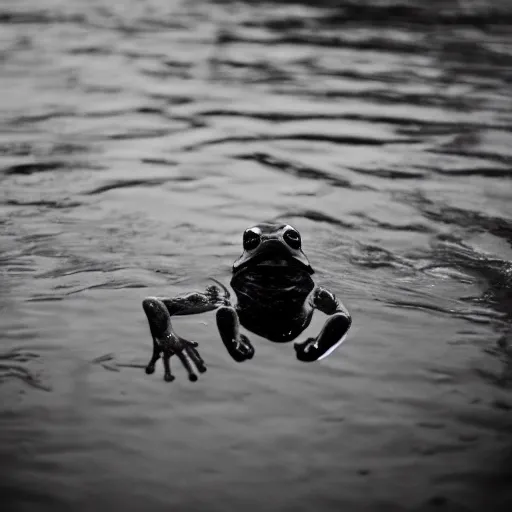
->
142, 223, 352, 382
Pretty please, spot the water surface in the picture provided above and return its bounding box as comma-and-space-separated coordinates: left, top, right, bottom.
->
1, 1, 512, 511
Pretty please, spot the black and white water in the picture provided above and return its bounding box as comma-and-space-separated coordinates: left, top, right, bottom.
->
1, 1, 512, 510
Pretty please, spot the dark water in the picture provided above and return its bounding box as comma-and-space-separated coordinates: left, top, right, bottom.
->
1, 0, 512, 510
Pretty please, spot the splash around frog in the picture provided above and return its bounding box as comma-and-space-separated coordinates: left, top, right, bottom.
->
142, 223, 352, 382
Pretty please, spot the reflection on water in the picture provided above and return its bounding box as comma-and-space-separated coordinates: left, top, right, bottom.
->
1, 0, 512, 510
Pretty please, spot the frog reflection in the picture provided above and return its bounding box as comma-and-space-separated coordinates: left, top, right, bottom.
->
142, 223, 352, 382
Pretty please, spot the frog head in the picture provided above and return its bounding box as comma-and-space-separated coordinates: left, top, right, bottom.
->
233, 223, 314, 275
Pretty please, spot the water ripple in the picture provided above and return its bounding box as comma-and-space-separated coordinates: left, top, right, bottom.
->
1, 0, 512, 509
0, 348, 50, 391
236, 152, 368, 190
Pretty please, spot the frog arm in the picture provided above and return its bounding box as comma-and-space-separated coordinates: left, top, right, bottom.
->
216, 305, 255, 363
142, 279, 230, 382
142, 279, 252, 382
294, 287, 352, 362
160, 278, 231, 316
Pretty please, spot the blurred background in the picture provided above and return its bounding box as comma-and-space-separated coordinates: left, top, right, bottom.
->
1, 0, 511, 510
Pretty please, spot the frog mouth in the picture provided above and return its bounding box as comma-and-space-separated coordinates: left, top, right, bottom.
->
256, 258, 291, 267
233, 240, 314, 275
246, 254, 307, 272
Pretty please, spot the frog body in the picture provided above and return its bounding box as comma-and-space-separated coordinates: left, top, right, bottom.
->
142, 223, 352, 382
231, 266, 315, 342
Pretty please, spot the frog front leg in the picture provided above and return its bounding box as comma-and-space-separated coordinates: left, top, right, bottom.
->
294, 287, 352, 362
216, 306, 255, 363
142, 280, 228, 382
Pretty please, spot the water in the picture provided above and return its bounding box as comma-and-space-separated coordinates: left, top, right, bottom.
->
1, 0, 512, 510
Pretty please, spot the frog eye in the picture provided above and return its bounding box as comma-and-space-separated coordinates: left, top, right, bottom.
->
243, 227, 261, 250
283, 226, 301, 249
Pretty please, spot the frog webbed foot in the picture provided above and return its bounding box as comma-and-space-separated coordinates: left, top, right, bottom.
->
142, 297, 207, 382
161, 339, 206, 382
216, 306, 254, 362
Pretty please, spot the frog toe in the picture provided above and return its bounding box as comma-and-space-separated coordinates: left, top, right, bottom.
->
185, 344, 207, 373
239, 334, 254, 359
294, 338, 318, 362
